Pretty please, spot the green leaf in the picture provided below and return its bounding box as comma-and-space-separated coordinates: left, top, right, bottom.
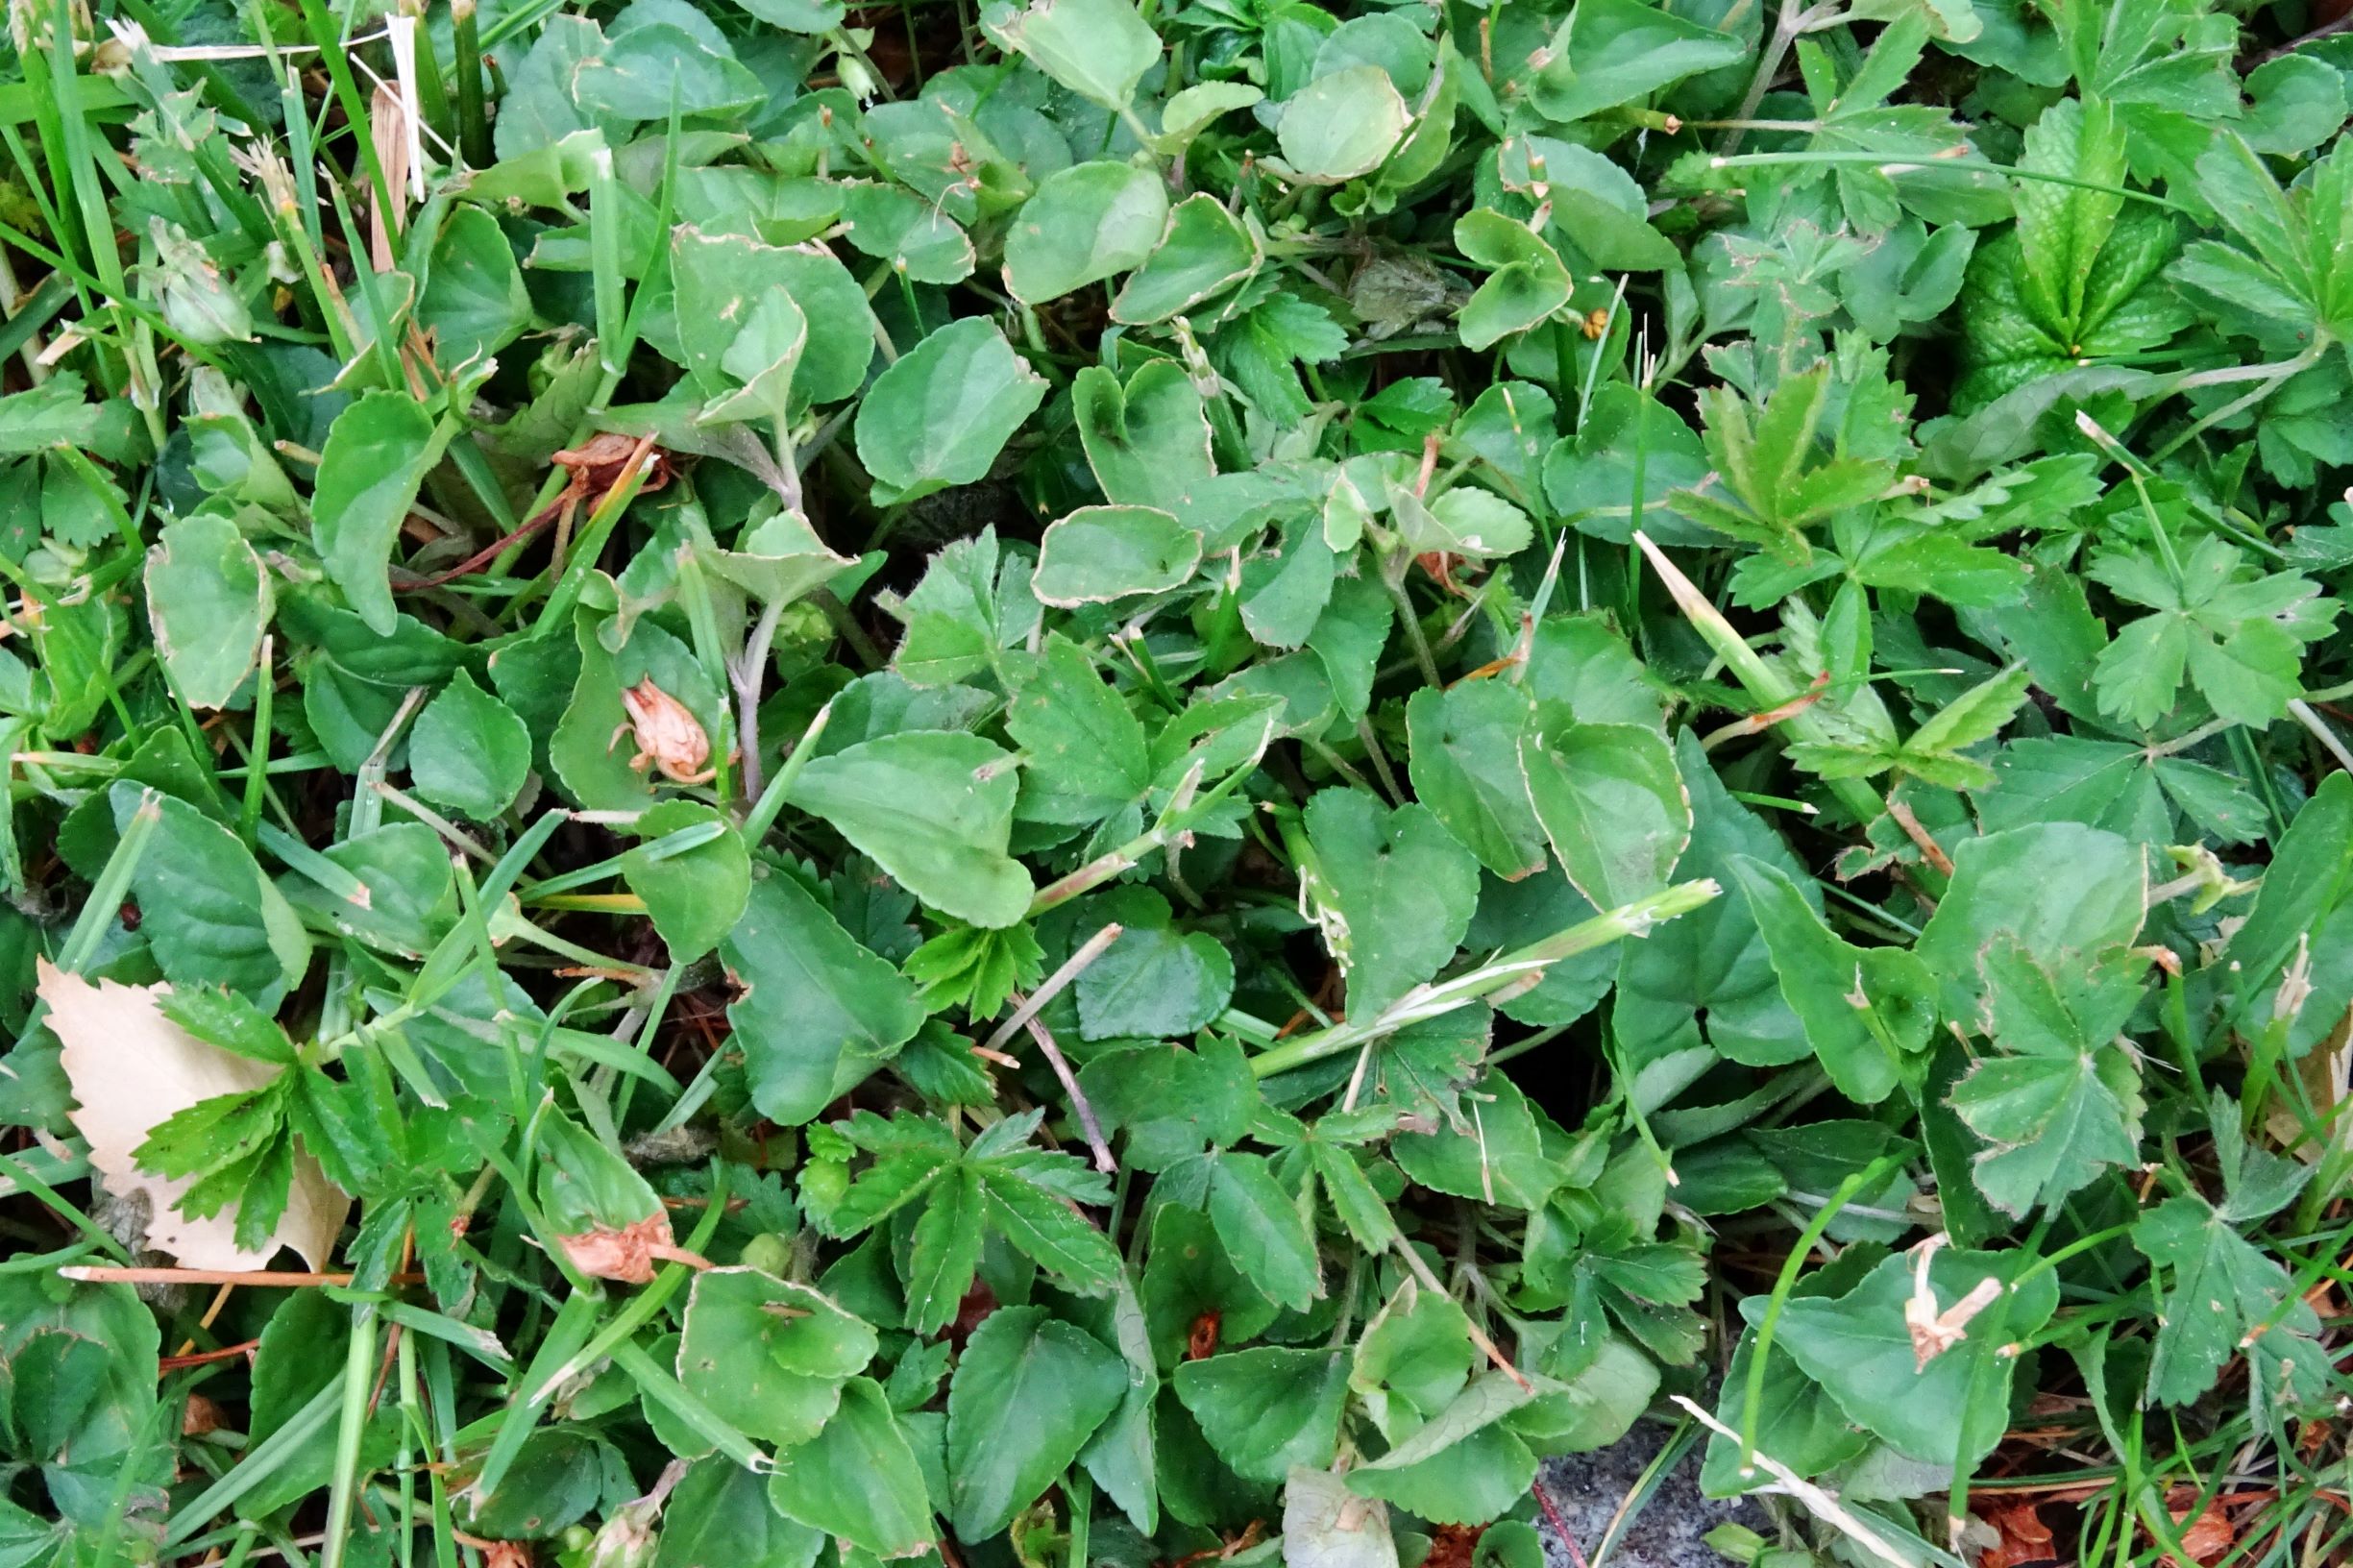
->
673, 227, 878, 413
722, 0, 842, 33
1277, 66, 1409, 183
1139, 1202, 1280, 1367
1171, 1345, 1348, 1481
111, 785, 308, 1003
903, 1166, 987, 1333
973, 1157, 1124, 1290
622, 799, 750, 963
946, 1305, 1128, 1539
1113, 195, 1262, 326
1672, 367, 1894, 561
722, 873, 926, 1123
1344, 1372, 1539, 1526
1519, 720, 1690, 910
853, 317, 1047, 505
409, 670, 530, 820
1006, 634, 1151, 825
1529, 0, 1747, 122
2135, 1193, 2321, 1408
1454, 211, 1572, 351
1301, 788, 1480, 1019
1033, 506, 1203, 606
1240, 516, 1338, 649
1076, 925, 1236, 1041
419, 206, 533, 372
1404, 682, 1547, 881
981, 0, 1161, 109
1389, 1074, 1557, 1210
1728, 857, 1933, 1105
1914, 821, 2145, 1019
1949, 937, 2145, 1215
144, 512, 270, 710
656, 1459, 824, 1568
1766, 1248, 2058, 1466
1613, 735, 1814, 1090
765, 1377, 937, 1558
790, 732, 1033, 927
1528, 141, 1679, 271
1072, 361, 1215, 511
676, 1268, 878, 1445
1005, 160, 1170, 306
311, 391, 450, 637
840, 182, 976, 285
548, 615, 723, 811
1207, 1152, 1321, 1311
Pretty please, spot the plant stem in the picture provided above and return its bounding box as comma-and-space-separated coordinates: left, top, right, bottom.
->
1248, 880, 1720, 1078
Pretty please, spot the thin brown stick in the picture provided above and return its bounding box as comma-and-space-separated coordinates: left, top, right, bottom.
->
2253, 12, 2353, 65
1701, 670, 1830, 749
980, 922, 1123, 1057
391, 493, 571, 591
1390, 1237, 1530, 1390
1884, 794, 1956, 877
1020, 1012, 1116, 1174
159, 1338, 262, 1371
1529, 1478, 1592, 1568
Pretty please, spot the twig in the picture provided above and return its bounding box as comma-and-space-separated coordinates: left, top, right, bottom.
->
159, 1338, 262, 1370
1701, 671, 1829, 749
1883, 795, 1954, 877
980, 922, 1123, 1057
391, 492, 569, 590
2253, 10, 2353, 65
1389, 1235, 1529, 1390
1020, 1013, 1116, 1174
1529, 1479, 1592, 1568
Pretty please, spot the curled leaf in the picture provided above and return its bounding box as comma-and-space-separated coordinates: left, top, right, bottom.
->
1904, 1235, 2003, 1371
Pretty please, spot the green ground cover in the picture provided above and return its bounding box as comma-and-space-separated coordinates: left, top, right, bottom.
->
2, 0, 2353, 1563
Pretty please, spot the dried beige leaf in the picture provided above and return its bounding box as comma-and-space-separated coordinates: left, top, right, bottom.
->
37, 960, 348, 1271
1905, 1234, 2003, 1371
611, 677, 715, 785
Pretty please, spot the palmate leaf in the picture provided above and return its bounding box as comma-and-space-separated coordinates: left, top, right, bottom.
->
1672, 365, 1897, 561
1787, 663, 2032, 790
807, 1109, 1121, 1333
1957, 98, 2191, 407
2087, 535, 2339, 730
2171, 133, 2353, 354
2132, 1094, 2331, 1418
1948, 937, 2145, 1215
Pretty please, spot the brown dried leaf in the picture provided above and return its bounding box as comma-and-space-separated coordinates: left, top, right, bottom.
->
1976, 1502, 2056, 1568
554, 1213, 677, 1284
37, 961, 348, 1271
2165, 1503, 2233, 1567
